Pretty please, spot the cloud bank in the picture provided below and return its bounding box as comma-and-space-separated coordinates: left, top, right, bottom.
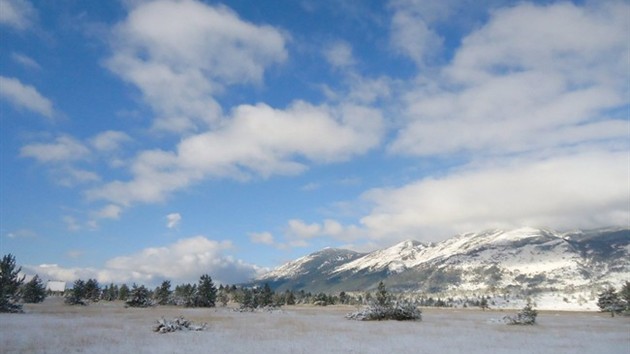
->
26, 236, 262, 286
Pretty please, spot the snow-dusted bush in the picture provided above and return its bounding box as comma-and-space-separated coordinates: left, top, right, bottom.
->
503, 303, 538, 325
346, 299, 422, 321
346, 282, 421, 321
152, 317, 206, 333
126, 284, 153, 308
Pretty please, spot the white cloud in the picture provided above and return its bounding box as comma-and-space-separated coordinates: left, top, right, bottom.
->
94, 204, 123, 220
11, 52, 40, 70
0, 76, 53, 118
25, 236, 262, 285
107, 0, 288, 133
65, 250, 84, 259
388, 0, 453, 65
324, 41, 355, 68
166, 212, 181, 229
281, 218, 363, 248
88, 101, 384, 205
20, 136, 90, 163
0, 0, 35, 30
90, 130, 131, 152
390, 1, 628, 157
356, 150, 629, 244
6, 229, 36, 239
63, 216, 81, 232
249, 231, 274, 245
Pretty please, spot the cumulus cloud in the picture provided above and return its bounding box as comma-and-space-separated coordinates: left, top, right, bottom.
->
324, 41, 355, 68
0, 0, 35, 30
390, 1, 628, 157
107, 0, 288, 133
94, 204, 123, 220
249, 232, 274, 245
25, 236, 262, 285
88, 101, 384, 205
279, 218, 363, 248
20, 136, 90, 163
166, 212, 181, 229
90, 130, 131, 152
0, 76, 53, 118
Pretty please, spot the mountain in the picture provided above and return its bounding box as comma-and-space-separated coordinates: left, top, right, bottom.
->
253, 227, 630, 303
258, 247, 365, 291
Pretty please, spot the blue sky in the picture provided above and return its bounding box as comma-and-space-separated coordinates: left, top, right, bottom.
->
1, 0, 628, 286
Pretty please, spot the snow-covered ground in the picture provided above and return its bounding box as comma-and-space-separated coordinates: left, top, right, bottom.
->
1, 298, 628, 354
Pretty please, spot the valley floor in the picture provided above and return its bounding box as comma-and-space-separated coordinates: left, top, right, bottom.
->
1, 298, 628, 354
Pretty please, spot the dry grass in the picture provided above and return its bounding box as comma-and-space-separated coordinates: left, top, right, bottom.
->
1, 298, 628, 353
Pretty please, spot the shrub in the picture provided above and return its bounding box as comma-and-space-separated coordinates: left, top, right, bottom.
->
346, 282, 422, 321
504, 303, 538, 325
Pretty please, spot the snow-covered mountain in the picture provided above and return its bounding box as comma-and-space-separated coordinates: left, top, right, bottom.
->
254, 227, 630, 305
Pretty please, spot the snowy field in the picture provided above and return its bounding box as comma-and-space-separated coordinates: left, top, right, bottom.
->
1, 298, 628, 354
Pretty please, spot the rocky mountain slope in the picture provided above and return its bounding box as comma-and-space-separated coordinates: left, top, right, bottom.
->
255, 227, 629, 304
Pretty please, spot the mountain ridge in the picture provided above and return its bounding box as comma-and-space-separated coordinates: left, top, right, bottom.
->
253, 227, 629, 308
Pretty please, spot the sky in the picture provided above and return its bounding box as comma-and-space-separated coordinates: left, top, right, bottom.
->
0, 0, 628, 287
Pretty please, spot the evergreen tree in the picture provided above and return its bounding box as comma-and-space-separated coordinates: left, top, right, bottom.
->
597, 286, 623, 317
375, 281, 390, 307
0, 254, 25, 312
504, 302, 538, 325
195, 274, 217, 307
65, 279, 87, 305
240, 288, 256, 310
154, 280, 172, 305
102, 283, 118, 301
22, 275, 47, 303
118, 283, 130, 301
259, 283, 274, 307
175, 283, 197, 307
126, 284, 152, 307
84, 278, 100, 302
285, 290, 295, 305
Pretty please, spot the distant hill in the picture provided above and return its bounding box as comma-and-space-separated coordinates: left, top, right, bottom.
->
253, 227, 629, 307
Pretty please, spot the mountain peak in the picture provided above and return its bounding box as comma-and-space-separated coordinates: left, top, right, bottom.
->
253, 227, 630, 300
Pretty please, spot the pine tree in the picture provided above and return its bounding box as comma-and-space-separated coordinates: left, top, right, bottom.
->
285, 290, 296, 305
259, 283, 274, 307
0, 254, 25, 312
126, 284, 152, 307
155, 280, 172, 305
504, 302, 538, 325
195, 274, 217, 307
597, 286, 622, 317
240, 288, 256, 310
102, 283, 118, 301
118, 283, 130, 301
22, 275, 47, 303
65, 279, 87, 305
375, 281, 391, 308
84, 278, 100, 302
175, 283, 197, 307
